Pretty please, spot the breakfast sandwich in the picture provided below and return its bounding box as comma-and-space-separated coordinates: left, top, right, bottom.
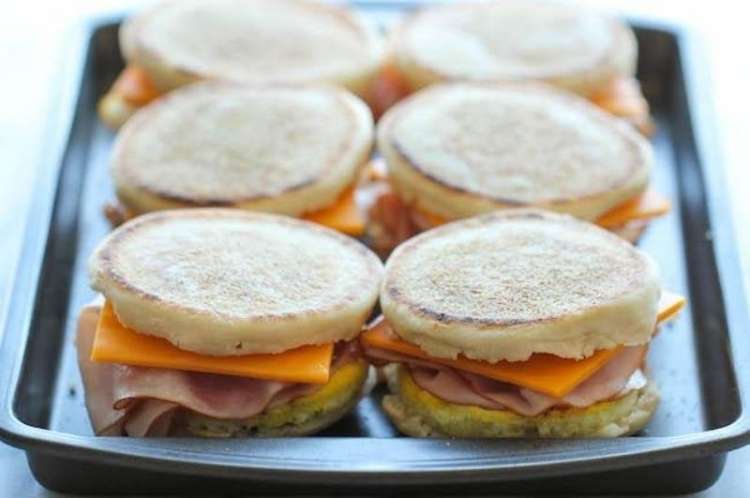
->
374, 0, 651, 133
362, 210, 685, 437
99, 0, 382, 129
369, 82, 669, 255
77, 209, 383, 437
105, 82, 373, 237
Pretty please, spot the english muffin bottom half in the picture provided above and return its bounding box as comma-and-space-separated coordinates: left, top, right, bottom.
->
368, 82, 668, 256
106, 82, 374, 237
361, 210, 686, 438
377, 0, 651, 132
78, 209, 383, 437
99, 0, 383, 129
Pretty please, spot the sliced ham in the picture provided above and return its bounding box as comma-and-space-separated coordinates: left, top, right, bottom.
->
368, 62, 412, 119
123, 399, 180, 437
77, 304, 357, 437
366, 189, 420, 257
77, 305, 126, 435
560, 345, 646, 407
363, 334, 647, 417
364, 181, 450, 257
110, 365, 304, 420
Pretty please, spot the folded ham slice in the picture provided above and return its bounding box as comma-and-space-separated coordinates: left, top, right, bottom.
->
123, 399, 180, 437
77, 305, 359, 436
364, 340, 647, 417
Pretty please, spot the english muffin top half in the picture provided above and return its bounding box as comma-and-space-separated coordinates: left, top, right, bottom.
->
89, 209, 384, 356
391, 0, 636, 96
112, 82, 373, 217
121, 0, 382, 96
377, 82, 652, 222
381, 210, 661, 363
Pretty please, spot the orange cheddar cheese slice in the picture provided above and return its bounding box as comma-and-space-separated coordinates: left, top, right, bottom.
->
109, 186, 367, 236
590, 77, 648, 118
657, 290, 687, 325
597, 189, 671, 228
363, 321, 619, 398
379, 176, 668, 232
362, 292, 685, 398
92, 302, 333, 384
303, 186, 366, 236
113, 66, 161, 106
410, 190, 670, 232
412, 205, 448, 229
362, 322, 620, 398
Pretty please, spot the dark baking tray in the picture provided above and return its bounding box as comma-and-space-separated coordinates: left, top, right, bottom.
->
1, 1, 749, 495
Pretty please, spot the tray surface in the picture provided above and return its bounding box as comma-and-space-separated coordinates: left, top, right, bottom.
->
1, 1, 749, 495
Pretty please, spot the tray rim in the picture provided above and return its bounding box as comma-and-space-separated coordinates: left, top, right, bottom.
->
0, 7, 749, 486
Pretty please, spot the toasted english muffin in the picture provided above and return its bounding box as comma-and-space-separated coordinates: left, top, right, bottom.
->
111, 82, 373, 217
377, 83, 651, 222
383, 364, 658, 438
381, 210, 661, 362
89, 209, 383, 356
121, 0, 382, 97
390, 0, 636, 96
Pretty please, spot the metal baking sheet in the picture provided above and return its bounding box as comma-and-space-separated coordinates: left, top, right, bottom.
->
1, 1, 749, 494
